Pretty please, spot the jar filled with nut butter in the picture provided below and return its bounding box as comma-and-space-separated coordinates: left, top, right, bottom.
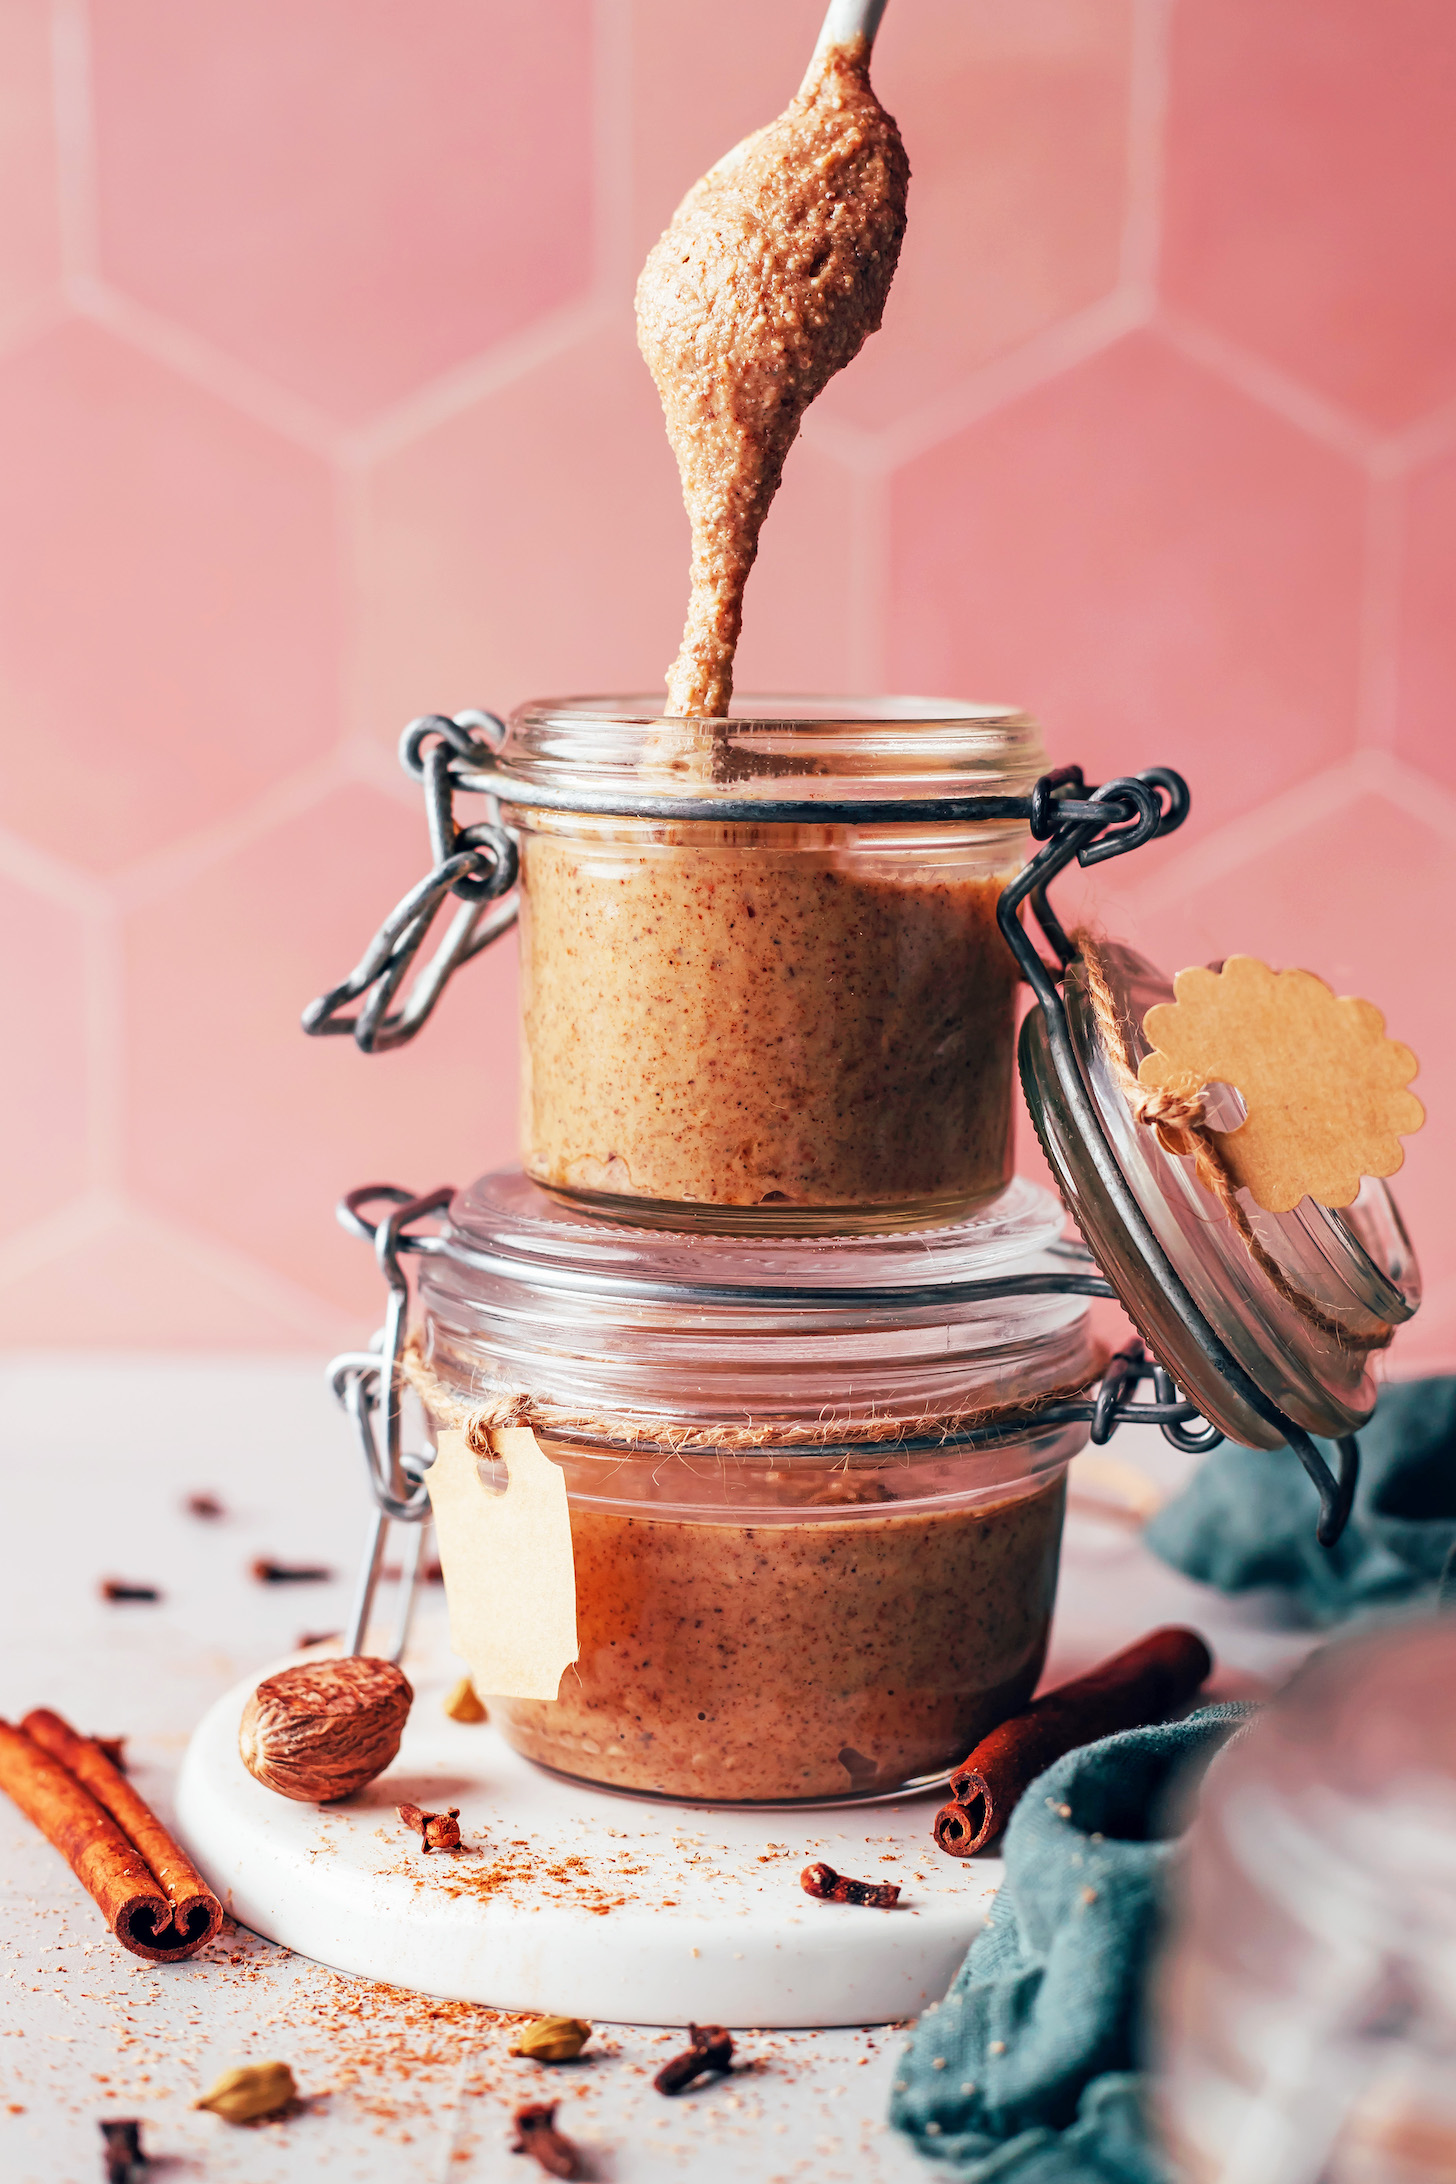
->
491, 695, 1047, 1233
407, 1166, 1096, 1806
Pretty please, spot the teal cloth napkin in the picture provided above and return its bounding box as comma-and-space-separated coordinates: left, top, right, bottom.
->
1145, 1375, 1456, 1624
889, 1703, 1251, 2181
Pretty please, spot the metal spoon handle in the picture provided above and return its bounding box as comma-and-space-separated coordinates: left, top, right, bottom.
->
812, 0, 891, 61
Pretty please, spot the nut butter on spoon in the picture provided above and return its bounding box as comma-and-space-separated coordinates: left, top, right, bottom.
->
636, 0, 907, 717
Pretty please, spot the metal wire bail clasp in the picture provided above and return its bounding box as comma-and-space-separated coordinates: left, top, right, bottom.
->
302, 711, 519, 1052
327, 1184, 452, 1657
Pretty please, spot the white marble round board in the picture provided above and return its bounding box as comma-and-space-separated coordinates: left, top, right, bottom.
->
175, 1645, 1000, 2029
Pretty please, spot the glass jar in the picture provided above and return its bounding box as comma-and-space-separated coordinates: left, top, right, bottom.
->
1021, 940, 1420, 1445
494, 695, 1048, 1232
1151, 1620, 1456, 2184
413, 1167, 1096, 1804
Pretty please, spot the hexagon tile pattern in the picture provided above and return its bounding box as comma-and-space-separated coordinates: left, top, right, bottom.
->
1162, 0, 1456, 430
1, 0, 1455, 1374
90, 0, 595, 424
0, 321, 340, 871
0, 0, 62, 341
887, 333, 1366, 834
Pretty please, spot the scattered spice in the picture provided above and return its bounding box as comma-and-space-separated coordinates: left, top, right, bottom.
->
509, 2016, 592, 2063
194, 2060, 298, 2124
94, 1737, 127, 1772
397, 1803, 462, 1853
800, 1860, 901, 1908
238, 1656, 412, 1804
654, 2023, 735, 2095
250, 1558, 335, 1585
183, 1492, 226, 1520
100, 2117, 146, 2183
99, 1580, 160, 1604
512, 2099, 582, 2177
443, 1676, 489, 1724
932, 1627, 1214, 1859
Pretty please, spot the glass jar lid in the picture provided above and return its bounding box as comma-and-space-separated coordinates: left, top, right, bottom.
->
1018, 940, 1420, 1448
478, 693, 1049, 813
416, 1168, 1096, 1439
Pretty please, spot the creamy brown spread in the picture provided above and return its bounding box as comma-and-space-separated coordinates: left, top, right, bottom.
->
637, 37, 909, 717
519, 830, 1018, 1217
496, 1471, 1065, 1801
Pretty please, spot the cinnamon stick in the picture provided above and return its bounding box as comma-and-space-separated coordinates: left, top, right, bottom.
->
932, 1626, 1213, 1859
0, 1710, 221, 1960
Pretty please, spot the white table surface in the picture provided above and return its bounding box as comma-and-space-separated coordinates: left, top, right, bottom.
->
0, 1357, 1320, 2184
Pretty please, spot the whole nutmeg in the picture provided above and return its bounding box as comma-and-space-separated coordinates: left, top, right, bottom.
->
238, 1656, 412, 1803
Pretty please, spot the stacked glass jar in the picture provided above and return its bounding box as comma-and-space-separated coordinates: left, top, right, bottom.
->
413, 697, 1097, 1804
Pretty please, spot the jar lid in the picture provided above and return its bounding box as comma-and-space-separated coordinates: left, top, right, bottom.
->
416, 1169, 1098, 1437
1018, 939, 1420, 1448
473, 693, 1050, 816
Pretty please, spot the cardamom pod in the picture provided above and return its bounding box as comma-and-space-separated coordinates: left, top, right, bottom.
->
508, 2016, 593, 2063
443, 1676, 488, 1723
194, 2061, 298, 2123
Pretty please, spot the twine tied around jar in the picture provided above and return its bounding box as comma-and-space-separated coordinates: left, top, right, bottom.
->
400, 1334, 1105, 1461
1074, 933, 1393, 1357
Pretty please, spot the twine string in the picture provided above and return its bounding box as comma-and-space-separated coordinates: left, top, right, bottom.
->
400, 1333, 1106, 1459
1074, 932, 1392, 1356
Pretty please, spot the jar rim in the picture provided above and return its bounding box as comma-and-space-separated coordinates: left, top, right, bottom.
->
431, 1169, 1070, 1306
490, 692, 1050, 808
415, 1172, 1098, 1438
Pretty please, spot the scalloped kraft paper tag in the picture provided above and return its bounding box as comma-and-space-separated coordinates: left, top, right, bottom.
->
425, 1426, 579, 1703
1138, 954, 1424, 1215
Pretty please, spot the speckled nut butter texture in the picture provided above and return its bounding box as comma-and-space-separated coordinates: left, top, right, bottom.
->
637, 37, 908, 717
519, 833, 1019, 1213
495, 1472, 1066, 1801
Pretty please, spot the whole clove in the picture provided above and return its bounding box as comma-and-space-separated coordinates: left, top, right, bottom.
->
511, 2100, 582, 2177
100, 1580, 160, 1604
250, 1558, 334, 1585
93, 1737, 127, 1772
100, 2117, 146, 2183
397, 1802, 461, 1852
654, 2022, 735, 2095
184, 1493, 226, 1520
801, 1860, 901, 1908
297, 1630, 342, 1650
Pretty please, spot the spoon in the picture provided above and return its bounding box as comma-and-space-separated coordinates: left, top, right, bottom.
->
811, 0, 891, 64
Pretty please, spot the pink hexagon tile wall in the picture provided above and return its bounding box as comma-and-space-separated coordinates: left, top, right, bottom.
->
0, 0, 62, 342
886, 333, 1367, 833
1395, 449, 1456, 791
818, 0, 1137, 433
123, 783, 520, 1319
0, 870, 89, 1236
1162, 0, 1456, 431
89, 0, 595, 425
0, 1, 1452, 1364
357, 329, 688, 740
0, 321, 339, 871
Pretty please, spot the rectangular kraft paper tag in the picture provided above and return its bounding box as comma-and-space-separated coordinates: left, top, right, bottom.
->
425, 1425, 579, 1703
